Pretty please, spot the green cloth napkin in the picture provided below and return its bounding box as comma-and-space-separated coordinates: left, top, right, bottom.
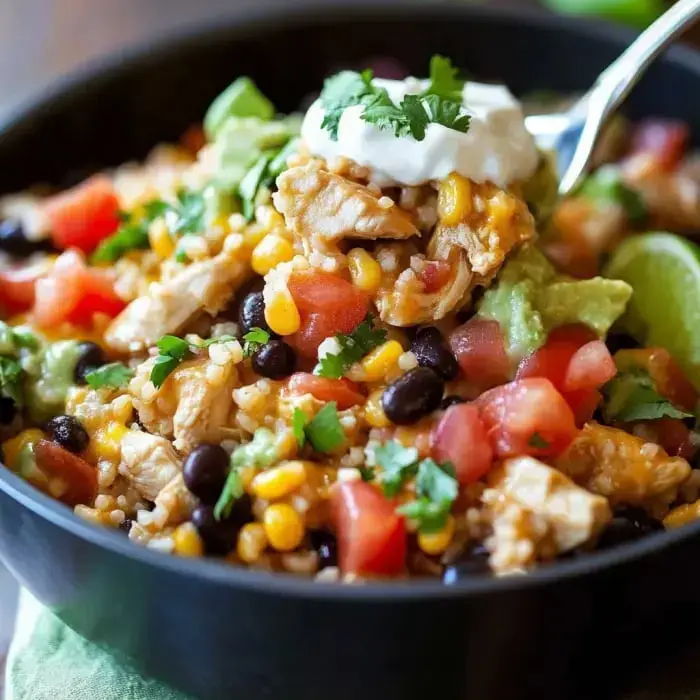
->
6, 591, 193, 700
8, 588, 700, 700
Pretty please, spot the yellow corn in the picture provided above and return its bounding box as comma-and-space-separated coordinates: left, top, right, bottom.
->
251, 461, 308, 501
487, 191, 516, 230
92, 422, 128, 461
364, 389, 390, 428
148, 219, 175, 259
360, 340, 404, 382
237, 522, 268, 563
2, 429, 45, 468
173, 523, 204, 557
664, 501, 700, 529
348, 248, 382, 293
264, 292, 301, 336
417, 516, 455, 556
438, 172, 472, 226
251, 235, 295, 275
263, 503, 305, 551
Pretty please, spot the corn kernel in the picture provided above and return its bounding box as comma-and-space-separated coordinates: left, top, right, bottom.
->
263, 503, 305, 551
173, 522, 204, 557
664, 501, 700, 529
360, 340, 404, 382
251, 461, 308, 500
237, 522, 268, 563
264, 292, 301, 336
93, 422, 128, 461
348, 248, 382, 292
2, 429, 44, 468
148, 219, 175, 259
487, 191, 516, 230
364, 389, 390, 428
438, 172, 472, 226
251, 235, 295, 275
417, 516, 455, 556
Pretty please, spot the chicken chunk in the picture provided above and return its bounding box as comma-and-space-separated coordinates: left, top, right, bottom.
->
119, 430, 182, 502
273, 162, 419, 250
558, 422, 691, 510
105, 250, 248, 353
130, 355, 239, 454
483, 457, 612, 569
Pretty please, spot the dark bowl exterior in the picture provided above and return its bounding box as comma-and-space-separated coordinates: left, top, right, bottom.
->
3, 4, 700, 699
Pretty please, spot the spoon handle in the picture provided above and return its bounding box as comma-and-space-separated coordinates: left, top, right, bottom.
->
558, 0, 700, 196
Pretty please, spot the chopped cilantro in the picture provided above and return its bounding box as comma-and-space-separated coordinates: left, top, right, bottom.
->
374, 440, 420, 497
0, 356, 23, 406
422, 94, 471, 133
528, 432, 551, 449
317, 315, 387, 379
320, 69, 378, 140
578, 166, 646, 224
423, 55, 465, 102
292, 408, 308, 448
198, 335, 238, 348
358, 465, 375, 482
11, 328, 38, 350
85, 362, 135, 390
602, 368, 693, 423
214, 467, 244, 521
150, 335, 193, 388
305, 402, 346, 453
363, 93, 430, 140
398, 499, 452, 533
242, 327, 271, 358
171, 190, 206, 235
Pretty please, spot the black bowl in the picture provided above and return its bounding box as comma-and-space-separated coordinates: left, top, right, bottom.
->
3, 3, 700, 699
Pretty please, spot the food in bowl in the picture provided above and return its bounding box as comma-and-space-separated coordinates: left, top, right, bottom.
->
1, 55, 698, 582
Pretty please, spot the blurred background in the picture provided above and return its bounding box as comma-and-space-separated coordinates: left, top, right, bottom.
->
0, 0, 689, 124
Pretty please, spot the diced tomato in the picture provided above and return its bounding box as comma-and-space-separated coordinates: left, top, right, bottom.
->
331, 481, 406, 576
34, 440, 97, 507
287, 270, 370, 358
614, 348, 698, 413
417, 260, 451, 293
287, 373, 365, 410
33, 250, 125, 328
634, 418, 697, 460
0, 258, 53, 315
630, 119, 689, 171
449, 318, 511, 392
566, 388, 602, 427
180, 124, 206, 155
431, 404, 494, 484
475, 378, 578, 458
563, 340, 617, 392
44, 175, 121, 253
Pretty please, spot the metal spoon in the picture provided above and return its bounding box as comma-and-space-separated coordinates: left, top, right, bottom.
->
525, 0, 700, 198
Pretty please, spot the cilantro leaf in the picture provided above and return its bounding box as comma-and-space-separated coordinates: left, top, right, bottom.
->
578, 166, 646, 224
0, 356, 23, 406
423, 94, 471, 133
150, 335, 193, 388
317, 315, 387, 379
397, 498, 452, 533
157, 335, 191, 359
375, 440, 420, 497
602, 368, 693, 423
358, 465, 375, 482
362, 93, 430, 141
242, 327, 271, 358
423, 55, 465, 102
214, 466, 244, 521
292, 408, 308, 448
305, 402, 345, 453
85, 362, 135, 389
171, 190, 206, 235
528, 432, 551, 449
198, 335, 238, 348
320, 69, 377, 140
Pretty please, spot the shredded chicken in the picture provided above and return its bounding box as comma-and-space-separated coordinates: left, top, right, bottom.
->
119, 430, 182, 502
273, 162, 419, 250
130, 355, 239, 454
558, 422, 691, 511
105, 250, 248, 353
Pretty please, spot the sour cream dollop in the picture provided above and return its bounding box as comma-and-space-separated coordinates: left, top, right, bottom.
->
301, 78, 539, 188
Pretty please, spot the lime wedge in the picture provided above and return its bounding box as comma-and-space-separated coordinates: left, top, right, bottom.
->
604, 232, 700, 388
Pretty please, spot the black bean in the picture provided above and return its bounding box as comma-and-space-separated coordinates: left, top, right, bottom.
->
0, 397, 16, 425
252, 340, 296, 379
239, 290, 271, 335
381, 367, 444, 425
0, 219, 54, 257
309, 530, 338, 569
442, 543, 491, 584
596, 507, 664, 551
192, 504, 240, 555
441, 395, 466, 410
73, 342, 107, 384
46, 415, 89, 453
119, 518, 134, 535
226, 493, 254, 530
411, 326, 459, 381
183, 444, 230, 505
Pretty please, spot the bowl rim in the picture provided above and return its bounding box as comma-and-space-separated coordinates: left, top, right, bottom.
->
3, 0, 700, 601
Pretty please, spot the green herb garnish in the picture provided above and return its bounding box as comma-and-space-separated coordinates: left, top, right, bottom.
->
317, 315, 387, 379
171, 190, 206, 236
305, 402, 346, 453
0, 356, 23, 406
423, 54, 466, 102
358, 466, 376, 482
374, 440, 420, 497
214, 468, 244, 521
150, 335, 193, 388
85, 362, 135, 390
528, 432, 551, 449
242, 327, 271, 358
578, 165, 646, 224
292, 407, 308, 448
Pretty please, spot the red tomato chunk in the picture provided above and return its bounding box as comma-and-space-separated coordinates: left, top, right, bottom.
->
286, 373, 365, 410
